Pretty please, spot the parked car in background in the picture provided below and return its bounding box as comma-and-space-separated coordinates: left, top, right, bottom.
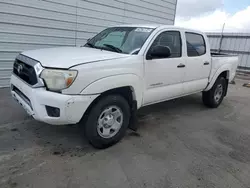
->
10, 25, 239, 148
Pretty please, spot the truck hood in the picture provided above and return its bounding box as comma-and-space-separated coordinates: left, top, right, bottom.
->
21, 47, 129, 68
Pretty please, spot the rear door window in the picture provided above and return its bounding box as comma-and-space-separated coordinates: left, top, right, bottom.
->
185, 32, 206, 57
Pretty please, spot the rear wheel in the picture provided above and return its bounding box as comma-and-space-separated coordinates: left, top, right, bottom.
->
202, 77, 227, 108
82, 95, 130, 149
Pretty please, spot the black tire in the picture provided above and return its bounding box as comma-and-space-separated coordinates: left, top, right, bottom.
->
82, 95, 130, 149
202, 76, 227, 108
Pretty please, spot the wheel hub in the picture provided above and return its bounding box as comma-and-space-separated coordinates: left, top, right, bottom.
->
214, 84, 223, 103
97, 106, 123, 138
103, 114, 115, 128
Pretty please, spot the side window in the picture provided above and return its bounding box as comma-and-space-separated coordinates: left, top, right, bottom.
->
149, 31, 182, 58
185, 33, 206, 57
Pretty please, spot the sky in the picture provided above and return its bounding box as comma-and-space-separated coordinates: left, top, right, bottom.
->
175, 0, 250, 32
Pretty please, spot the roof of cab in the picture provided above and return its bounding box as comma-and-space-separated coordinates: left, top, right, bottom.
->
115, 24, 164, 29
113, 24, 204, 34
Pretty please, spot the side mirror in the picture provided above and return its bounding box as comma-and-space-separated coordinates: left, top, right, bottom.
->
147, 45, 171, 60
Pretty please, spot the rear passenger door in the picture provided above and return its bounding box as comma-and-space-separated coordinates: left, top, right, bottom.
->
183, 32, 211, 95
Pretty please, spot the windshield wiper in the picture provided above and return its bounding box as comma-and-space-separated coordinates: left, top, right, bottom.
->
103, 44, 122, 53
85, 42, 95, 48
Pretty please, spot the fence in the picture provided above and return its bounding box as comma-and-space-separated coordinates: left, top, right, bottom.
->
207, 33, 250, 71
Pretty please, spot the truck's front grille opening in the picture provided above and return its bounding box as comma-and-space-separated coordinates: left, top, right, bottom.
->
12, 85, 33, 110
13, 59, 38, 86
45, 106, 60, 117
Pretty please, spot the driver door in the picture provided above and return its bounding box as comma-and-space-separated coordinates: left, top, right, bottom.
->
143, 30, 186, 105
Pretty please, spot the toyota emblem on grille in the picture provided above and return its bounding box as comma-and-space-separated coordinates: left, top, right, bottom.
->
17, 64, 24, 74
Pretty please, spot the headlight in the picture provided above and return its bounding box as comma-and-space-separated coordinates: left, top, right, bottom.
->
40, 69, 78, 91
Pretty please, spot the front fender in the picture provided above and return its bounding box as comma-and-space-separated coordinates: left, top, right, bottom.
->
204, 64, 230, 91
80, 74, 143, 108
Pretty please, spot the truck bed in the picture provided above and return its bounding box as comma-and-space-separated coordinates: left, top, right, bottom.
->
210, 53, 239, 82
211, 52, 238, 57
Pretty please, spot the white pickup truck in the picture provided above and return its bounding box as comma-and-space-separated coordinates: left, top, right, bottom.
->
10, 25, 238, 148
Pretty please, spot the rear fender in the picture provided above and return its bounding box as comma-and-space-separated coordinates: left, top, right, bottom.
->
80, 74, 143, 108
204, 65, 230, 91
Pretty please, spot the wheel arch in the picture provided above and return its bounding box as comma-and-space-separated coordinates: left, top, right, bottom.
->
205, 68, 230, 92
80, 86, 137, 131
80, 74, 143, 108
202, 73, 228, 108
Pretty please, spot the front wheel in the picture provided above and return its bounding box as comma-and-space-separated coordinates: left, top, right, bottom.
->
202, 77, 227, 108
82, 95, 130, 149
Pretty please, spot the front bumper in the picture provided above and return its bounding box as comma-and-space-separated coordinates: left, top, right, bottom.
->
10, 75, 99, 125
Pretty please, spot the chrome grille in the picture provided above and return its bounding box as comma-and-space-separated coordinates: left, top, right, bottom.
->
13, 59, 38, 85
12, 55, 44, 87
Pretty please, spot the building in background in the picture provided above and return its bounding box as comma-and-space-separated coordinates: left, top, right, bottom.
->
207, 33, 250, 72
0, 0, 177, 87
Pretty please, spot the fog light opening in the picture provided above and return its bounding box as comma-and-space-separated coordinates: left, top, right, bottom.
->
45, 106, 60, 117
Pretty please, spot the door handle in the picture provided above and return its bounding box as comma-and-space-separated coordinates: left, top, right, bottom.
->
177, 64, 185, 68
204, 62, 210, 65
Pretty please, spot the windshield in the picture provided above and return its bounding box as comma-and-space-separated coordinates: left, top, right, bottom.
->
84, 27, 154, 54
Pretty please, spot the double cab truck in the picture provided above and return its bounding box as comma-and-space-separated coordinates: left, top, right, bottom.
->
10, 25, 239, 148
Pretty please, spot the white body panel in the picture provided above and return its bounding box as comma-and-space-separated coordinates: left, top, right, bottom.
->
205, 55, 238, 91
10, 75, 98, 125
22, 47, 129, 68
143, 27, 186, 105
9, 25, 239, 125
143, 58, 185, 105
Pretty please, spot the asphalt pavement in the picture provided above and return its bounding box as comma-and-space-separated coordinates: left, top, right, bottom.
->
0, 79, 250, 188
